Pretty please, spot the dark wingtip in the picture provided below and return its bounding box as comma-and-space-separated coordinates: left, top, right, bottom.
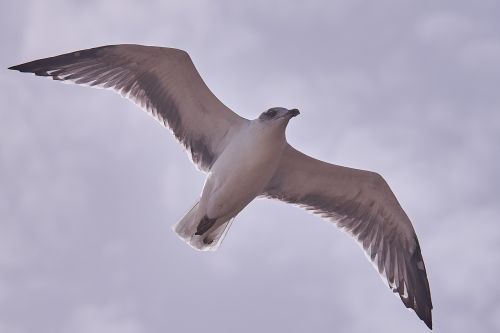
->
425, 313, 433, 330
8, 62, 37, 73
418, 307, 433, 330
8, 45, 116, 76
406, 298, 433, 330
7, 46, 114, 75
410, 239, 433, 330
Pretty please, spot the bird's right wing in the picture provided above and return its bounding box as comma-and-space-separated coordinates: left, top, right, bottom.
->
9, 44, 248, 172
263, 144, 433, 329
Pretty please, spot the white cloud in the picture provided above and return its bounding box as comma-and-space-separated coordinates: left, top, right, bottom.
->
2, 1, 500, 332
0, 322, 23, 333
66, 304, 143, 333
415, 11, 480, 44
459, 39, 500, 73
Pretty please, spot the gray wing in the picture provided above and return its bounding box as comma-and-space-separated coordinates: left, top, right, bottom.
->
9, 44, 248, 171
263, 144, 433, 329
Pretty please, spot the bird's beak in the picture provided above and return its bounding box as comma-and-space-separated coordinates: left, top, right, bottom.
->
288, 108, 300, 118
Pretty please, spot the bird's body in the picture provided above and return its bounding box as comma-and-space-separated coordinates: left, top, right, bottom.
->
202, 119, 286, 222
177, 108, 293, 249
9, 44, 433, 329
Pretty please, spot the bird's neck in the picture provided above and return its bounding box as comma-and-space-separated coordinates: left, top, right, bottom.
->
250, 120, 287, 143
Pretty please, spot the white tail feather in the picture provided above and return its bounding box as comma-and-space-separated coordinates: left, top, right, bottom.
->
173, 200, 234, 251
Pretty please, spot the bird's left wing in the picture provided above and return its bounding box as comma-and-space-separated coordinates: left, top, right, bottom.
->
9, 44, 248, 172
262, 144, 433, 329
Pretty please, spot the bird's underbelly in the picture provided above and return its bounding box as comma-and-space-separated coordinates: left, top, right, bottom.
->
200, 134, 283, 220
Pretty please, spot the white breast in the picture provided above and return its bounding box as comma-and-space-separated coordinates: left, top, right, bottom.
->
199, 121, 286, 220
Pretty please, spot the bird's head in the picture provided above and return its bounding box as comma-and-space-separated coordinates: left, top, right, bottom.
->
258, 107, 300, 124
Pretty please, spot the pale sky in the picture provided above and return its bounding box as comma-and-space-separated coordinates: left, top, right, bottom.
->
1, 1, 500, 332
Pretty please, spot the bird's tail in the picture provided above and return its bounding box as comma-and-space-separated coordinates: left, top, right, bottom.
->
173, 200, 234, 251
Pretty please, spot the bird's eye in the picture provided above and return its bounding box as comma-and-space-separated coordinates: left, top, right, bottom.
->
259, 109, 277, 120
266, 110, 277, 118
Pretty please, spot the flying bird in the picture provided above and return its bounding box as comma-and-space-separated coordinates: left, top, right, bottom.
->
9, 44, 433, 329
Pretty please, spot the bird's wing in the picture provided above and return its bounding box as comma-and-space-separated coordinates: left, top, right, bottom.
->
263, 144, 433, 329
9, 44, 248, 172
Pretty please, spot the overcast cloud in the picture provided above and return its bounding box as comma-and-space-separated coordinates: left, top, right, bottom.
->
1, 1, 500, 332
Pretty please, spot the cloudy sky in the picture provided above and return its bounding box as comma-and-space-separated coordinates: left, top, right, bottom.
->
1, 1, 500, 332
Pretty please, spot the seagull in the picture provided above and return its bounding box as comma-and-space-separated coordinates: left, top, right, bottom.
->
9, 44, 433, 329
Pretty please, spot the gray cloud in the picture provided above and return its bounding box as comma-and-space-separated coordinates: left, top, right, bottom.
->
1, 1, 499, 332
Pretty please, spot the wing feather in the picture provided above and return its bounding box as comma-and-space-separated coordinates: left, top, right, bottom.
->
263, 144, 433, 329
9, 44, 248, 171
